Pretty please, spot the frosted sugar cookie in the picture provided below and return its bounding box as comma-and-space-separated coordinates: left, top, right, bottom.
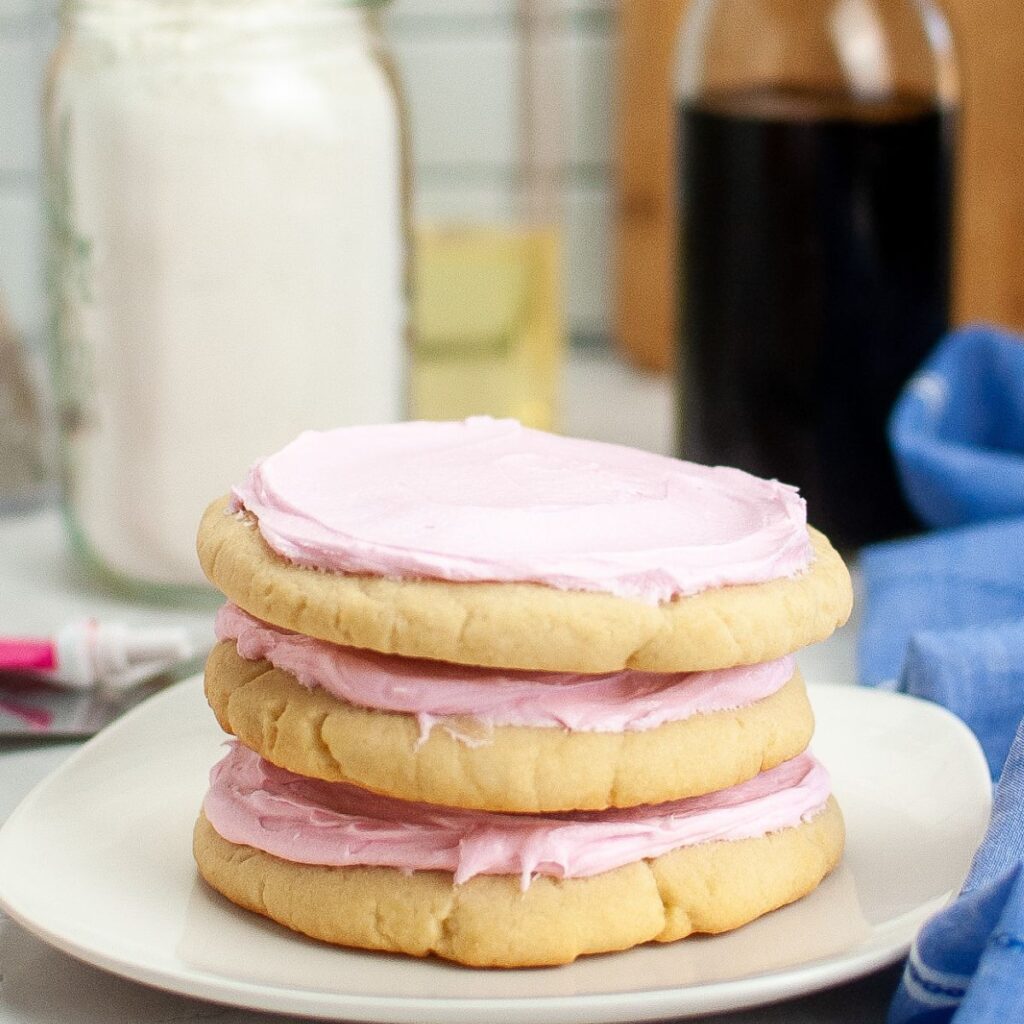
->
204, 604, 815, 811
194, 744, 845, 967
197, 418, 852, 673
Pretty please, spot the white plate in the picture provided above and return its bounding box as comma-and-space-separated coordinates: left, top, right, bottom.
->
0, 677, 991, 1023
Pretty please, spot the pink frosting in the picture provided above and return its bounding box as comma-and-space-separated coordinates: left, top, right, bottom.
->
216, 603, 795, 737
230, 418, 812, 603
204, 744, 832, 888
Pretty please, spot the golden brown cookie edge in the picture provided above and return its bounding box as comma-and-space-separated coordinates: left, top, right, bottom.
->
198, 497, 852, 673
204, 641, 816, 811
193, 798, 845, 967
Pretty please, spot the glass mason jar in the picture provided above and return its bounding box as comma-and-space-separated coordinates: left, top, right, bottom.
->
675, 0, 958, 550
45, 0, 407, 597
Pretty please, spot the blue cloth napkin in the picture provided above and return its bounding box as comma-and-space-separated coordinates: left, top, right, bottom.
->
859, 328, 1024, 774
858, 518, 1024, 776
856, 326, 1024, 1022
888, 325, 1024, 529
858, 518, 1024, 685
888, 722, 1024, 1024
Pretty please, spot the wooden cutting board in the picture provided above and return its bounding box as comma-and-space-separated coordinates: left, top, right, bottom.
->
615, 0, 1024, 372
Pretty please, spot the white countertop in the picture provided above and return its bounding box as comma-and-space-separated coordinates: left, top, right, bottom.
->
0, 350, 890, 1024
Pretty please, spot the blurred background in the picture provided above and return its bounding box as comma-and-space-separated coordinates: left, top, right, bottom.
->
5, 2, 1021, 368
0, 0, 617, 432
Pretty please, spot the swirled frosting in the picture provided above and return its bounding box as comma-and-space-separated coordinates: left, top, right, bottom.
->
216, 602, 795, 737
231, 418, 812, 603
204, 744, 831, 888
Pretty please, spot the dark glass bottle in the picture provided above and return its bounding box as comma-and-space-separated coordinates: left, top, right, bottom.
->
675, 0, 958, 549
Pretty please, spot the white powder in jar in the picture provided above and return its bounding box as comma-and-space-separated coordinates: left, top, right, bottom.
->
49, 2, 406, 588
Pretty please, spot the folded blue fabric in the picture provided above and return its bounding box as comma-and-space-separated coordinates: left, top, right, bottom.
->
888, 721, 1024, 1024
901, 620, 1024, 779
861, 328, 1024, 772
857, 326, 1024, 1022
858, 518, 1024, 692
889, 326, 1024, 529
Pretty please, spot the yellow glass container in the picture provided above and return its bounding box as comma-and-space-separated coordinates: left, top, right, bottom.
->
410, 224, 562, 431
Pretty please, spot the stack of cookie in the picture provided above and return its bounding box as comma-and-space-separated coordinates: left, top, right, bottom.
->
193, 418, 852, 967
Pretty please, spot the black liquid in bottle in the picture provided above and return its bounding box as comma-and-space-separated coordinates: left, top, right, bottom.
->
677, 88, 955, 549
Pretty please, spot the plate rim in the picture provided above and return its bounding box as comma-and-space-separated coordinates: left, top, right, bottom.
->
0, 678, 993, 1023
0, 897, 928, 1024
